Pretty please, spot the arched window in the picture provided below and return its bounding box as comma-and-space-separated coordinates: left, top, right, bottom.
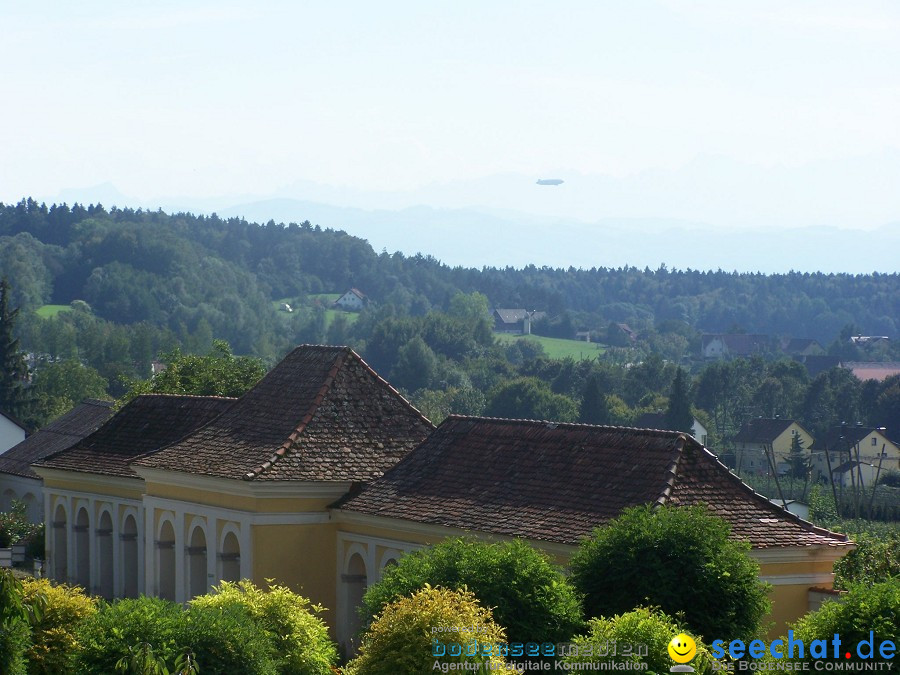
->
74, 507, 91, 590
343, 551, 368, 654
121, 514, 139, 598
157, 519, 176, 601
52, 503, 68, 581
21, 493, 38, 522
1, 488, 16, 512
97, 510, 114, 599
220, 531, 240, 582
187, 523, 208, 599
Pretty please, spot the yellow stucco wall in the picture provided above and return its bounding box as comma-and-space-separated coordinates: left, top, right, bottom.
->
252, 522, 338, 615
765, 584, 818, 638
772, 424, 814, 460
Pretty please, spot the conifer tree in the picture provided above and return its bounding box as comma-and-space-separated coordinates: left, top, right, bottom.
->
664, 367, 694, 434
579, 375, 611, 425
0, 278, 30, 422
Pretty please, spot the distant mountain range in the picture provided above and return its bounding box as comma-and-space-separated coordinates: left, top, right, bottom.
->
38, 149, 900, 273
213, 198, 899, 273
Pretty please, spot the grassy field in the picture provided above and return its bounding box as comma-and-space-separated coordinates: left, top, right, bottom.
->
271, 297, 358, 329
309, 293, 341, 303
495, 333, 606, 361
35, 304, 72, 318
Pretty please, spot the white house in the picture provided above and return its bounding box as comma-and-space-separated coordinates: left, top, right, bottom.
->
0, 409, 26, 456
333, 289, 368, 311
634, 412, 709, 446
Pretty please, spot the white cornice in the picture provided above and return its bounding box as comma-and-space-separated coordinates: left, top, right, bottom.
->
133, 467, 352, 499
143, 495, 329, 525
33, 467, 143, 494
751, 545, 852, 564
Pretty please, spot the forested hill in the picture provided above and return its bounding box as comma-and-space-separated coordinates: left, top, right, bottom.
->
1, 197, 898, 360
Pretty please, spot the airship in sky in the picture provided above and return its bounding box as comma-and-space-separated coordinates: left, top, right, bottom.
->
536, 178, 564, 185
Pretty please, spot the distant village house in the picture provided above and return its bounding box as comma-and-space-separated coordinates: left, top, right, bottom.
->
733, 417, 814, 476
815, 426, 900, 487
634, 411, 709, 446
492, 309, 546, 335
333, 288, 369, 311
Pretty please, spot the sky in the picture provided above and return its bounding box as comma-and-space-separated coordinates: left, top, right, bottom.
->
2, 1, 900, 248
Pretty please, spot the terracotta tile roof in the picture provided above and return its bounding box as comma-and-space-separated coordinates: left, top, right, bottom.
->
133, 345, 434, 481
339, 416, 849, 549
35, 395, 234, 479
0, 399, 114, 479
841, 362, 900, 382
733, 418, 797, 444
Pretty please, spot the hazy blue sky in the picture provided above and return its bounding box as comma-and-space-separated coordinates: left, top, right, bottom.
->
2, 1, 899, 231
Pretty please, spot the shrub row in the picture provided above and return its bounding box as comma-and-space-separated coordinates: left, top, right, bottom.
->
0, 573, 337, 675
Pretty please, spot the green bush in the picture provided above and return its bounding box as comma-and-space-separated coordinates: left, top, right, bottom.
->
190, 579, 337, 674
74, 596, 186, 674
563, 607, 719, 675
0, 500, 38, 548
833, 534, 900, 590
570, 504, 770, 642
74, 594, 282, 675
179, 603, 277, 675
21, 577, 97, 674
361, 537, 583, 647
775, 580, 898, 665
0, 569, 31, 675
345, 586, 517, 675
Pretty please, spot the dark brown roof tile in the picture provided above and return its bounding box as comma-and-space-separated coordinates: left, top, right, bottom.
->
35, 395, 234, 479
340, 416, 848, 549
0, 400, 115, 479
133, 345, 434, 481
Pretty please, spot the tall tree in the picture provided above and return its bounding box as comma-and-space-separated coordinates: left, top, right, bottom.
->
579, 375, 610, 425
787, 433, 808, 480
664, 367, 694, 433
119, 339, 266, 405
0, 278, 30, 422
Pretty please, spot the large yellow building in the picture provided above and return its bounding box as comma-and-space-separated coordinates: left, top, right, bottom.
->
33, 345, 851, 653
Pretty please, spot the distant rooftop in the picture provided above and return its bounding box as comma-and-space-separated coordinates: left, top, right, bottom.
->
0, 400, 114, 479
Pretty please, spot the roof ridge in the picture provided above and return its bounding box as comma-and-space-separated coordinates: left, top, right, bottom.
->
81, 398, 115, 407
686, 437, 851, 545
654, 434, 687, 507
131, 393, 239, 401
350, 349, 434, 428
443, 414, 683, 436
243, 347, 352, 480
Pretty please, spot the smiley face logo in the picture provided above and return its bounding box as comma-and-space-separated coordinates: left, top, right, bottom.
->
668, 633, 697, 663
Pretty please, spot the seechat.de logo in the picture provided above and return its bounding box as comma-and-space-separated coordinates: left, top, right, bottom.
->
670, 633, 698, 673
